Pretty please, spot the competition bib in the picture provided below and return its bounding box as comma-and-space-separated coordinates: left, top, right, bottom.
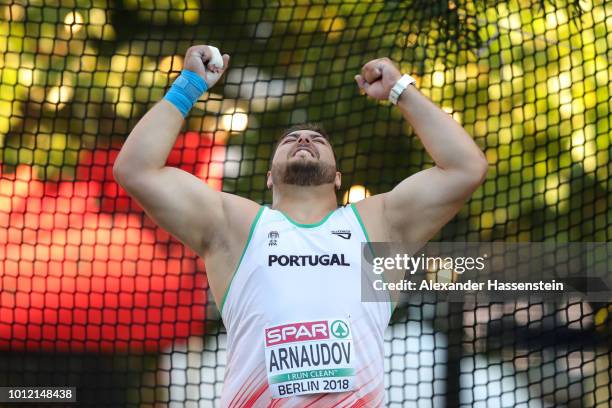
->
264, 319, 355, 398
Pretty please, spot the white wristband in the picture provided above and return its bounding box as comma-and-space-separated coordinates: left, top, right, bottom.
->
388, 74, 416, 105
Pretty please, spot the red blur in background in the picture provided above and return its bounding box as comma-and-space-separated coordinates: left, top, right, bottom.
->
0, 132, 225, 353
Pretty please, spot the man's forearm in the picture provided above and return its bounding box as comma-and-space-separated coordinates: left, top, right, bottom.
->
113, 100, 184, 179
397, 86, 486, 174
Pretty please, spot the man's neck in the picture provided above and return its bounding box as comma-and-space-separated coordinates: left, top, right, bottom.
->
272, 184, 338, 224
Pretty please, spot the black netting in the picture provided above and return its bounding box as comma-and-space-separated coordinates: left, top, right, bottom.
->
0, 0, 610, 406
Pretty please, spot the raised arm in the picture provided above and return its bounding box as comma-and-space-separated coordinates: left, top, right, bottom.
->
353, 58, 488, 244
112, 45, 232, 254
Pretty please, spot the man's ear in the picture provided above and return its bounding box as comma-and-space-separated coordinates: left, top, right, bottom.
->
334, 171, 342, 191
267, 170, 273, 189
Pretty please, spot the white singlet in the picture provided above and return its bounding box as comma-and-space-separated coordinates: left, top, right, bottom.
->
220, 204, 392, 407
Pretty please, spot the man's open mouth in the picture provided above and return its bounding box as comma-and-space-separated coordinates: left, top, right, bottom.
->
293, 148, 316, 158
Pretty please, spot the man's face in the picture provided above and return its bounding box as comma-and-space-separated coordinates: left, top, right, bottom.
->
268, 130, 340, 189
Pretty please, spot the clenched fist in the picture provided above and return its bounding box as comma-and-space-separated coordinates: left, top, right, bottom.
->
354, 57, 402, 101
183, 45, 230, 88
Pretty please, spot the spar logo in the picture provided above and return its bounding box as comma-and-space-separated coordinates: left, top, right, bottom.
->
265, 321, 329, 347
330, 320, 349, 338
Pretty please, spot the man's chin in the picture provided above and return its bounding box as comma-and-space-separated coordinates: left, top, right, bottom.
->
271, 160, 336, 186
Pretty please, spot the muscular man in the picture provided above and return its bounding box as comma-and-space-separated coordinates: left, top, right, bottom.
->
113, 45, 487, 407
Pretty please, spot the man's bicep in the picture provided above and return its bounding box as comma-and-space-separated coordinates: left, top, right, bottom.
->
383, 166, 476, 243
120, 167, 225, 253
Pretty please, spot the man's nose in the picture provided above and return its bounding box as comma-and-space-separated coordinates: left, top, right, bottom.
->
297, 134, 312, 145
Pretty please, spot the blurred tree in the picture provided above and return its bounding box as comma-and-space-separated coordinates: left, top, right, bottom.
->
0, 0, 609, 241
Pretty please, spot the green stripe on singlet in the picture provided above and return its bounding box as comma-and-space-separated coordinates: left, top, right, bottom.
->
277, 207, 336, 228
219, 205, 265, 314
349, 203, 395, 316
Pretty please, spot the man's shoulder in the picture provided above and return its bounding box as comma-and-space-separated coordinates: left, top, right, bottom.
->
203, 193, 262, 258
350, 194, 385, 219
349, 194, 392, 242
219, 193, 264, 232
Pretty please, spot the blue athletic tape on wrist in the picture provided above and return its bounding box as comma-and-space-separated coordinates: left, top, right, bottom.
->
164, 70, 208, 117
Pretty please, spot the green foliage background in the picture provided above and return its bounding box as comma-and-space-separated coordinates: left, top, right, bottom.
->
0, 0, 610, 242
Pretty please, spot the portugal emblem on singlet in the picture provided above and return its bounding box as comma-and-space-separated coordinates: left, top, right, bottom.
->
264, 319, 355, 398
268, 231, 279, 246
